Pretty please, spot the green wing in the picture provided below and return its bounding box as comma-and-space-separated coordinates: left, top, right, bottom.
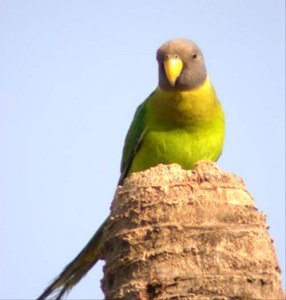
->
118, 92, 154, 185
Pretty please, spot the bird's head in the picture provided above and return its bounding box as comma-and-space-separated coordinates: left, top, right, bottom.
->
157, 39, 207, 91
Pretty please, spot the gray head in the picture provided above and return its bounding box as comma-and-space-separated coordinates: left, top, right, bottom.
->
156, 39, 207, 91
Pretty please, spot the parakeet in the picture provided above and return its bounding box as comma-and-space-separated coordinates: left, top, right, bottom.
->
37, 38, 225, 300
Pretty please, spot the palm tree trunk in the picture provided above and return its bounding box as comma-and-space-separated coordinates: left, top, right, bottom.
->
101, 161, 284, 299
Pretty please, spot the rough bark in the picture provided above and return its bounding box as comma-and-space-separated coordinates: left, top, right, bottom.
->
101, 161, 284, 300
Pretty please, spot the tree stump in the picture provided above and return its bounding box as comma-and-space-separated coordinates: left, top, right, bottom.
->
101, 161, 284, 299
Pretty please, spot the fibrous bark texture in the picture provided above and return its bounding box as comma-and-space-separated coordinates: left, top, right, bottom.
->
101, 161, 284, 300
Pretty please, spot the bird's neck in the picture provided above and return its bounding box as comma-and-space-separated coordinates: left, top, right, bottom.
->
150, 77, 221, 125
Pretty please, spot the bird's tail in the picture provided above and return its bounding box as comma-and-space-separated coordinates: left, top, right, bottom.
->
37, 218, 108, 300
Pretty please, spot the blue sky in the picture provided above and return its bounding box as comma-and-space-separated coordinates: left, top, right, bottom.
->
1, 1, 285, 298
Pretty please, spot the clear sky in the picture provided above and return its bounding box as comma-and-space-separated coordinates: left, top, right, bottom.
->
1, 1, 285, 299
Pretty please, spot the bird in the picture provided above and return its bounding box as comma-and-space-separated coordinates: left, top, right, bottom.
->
37, 38, 225, 300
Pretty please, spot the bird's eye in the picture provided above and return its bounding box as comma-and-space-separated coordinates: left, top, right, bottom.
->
192, 53, 197, 59
174, 53, 179, 59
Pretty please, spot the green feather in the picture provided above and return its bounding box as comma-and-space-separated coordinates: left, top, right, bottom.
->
118, 93, 151, 184
121, 77, 225, 180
